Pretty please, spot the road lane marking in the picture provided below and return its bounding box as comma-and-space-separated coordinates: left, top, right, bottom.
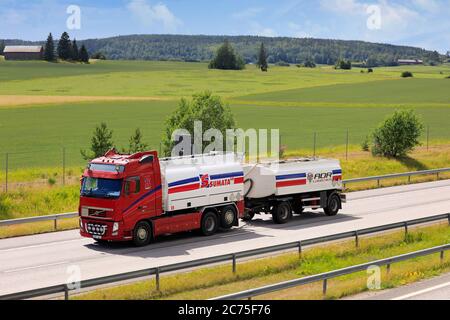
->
3, 261, 70, 273
0, 238, 91, 253
392, 281, 450, 300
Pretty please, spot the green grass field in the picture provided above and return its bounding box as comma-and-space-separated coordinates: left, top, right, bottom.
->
0, 60, 449, 169
0, 101, 449, 168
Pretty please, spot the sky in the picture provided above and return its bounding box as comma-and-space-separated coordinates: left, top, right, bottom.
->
1, 0, 449, 53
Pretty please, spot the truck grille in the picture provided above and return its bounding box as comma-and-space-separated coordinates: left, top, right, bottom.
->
86, 223, 107, 236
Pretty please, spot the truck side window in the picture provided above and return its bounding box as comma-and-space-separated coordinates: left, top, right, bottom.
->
125, 177, 141, 195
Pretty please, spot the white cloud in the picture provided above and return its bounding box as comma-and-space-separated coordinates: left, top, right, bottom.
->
232, 7, 264, 20
249, 22, 277, 37
127, 0, 182, 32
412, 0, 440, 13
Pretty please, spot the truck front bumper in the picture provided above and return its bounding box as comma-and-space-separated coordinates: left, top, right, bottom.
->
79, 218, 130, 242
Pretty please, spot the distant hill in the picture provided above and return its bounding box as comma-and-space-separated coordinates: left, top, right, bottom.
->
2, 34, 442, 66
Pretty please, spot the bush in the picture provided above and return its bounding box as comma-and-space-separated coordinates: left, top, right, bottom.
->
336, 59, 352, 70
303, 60, 316, 68
368, 68, 374, 73
276, 61, 290, 67
371, 110, 424, 158
361, 136, 370, 152
91, 52, 106, 60
401, 71, 413, 78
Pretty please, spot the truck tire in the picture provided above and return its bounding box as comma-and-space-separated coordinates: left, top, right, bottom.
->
133, 221, 152, 247
220, 205, 237, 229
324, 193, 341, 216
201, 211, 219, 236
272, 202, 292, 224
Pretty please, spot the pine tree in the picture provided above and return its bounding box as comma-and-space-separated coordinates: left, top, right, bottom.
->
81, 123, 114, 160
257, 42, 268, 72
72, 39, 79, 61
0, 40, 5, 55
57, 32, 72, 60
209, 40, 245, 70
44, 33, 56, 62
127, 128, 148, 154
79, 45, 90, 63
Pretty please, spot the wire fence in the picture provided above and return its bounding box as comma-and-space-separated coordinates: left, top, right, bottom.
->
0, 126, 441, 193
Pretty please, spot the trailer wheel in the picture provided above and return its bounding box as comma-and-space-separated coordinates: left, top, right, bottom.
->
272, 202, 292, 224
242, 211, 255, 222
133, 221, 152, 247
220, 205, 237, 229
201, 211, 219, 236
324, 193, 341, 216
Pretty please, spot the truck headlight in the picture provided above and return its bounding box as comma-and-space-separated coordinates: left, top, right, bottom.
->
113, 222, 119, 233
79, 218, 84, 231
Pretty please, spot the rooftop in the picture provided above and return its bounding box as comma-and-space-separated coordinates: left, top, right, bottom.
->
3, 46, 43, 53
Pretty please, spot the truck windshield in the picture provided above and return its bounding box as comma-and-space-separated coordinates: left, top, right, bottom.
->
81, 177, 123, 199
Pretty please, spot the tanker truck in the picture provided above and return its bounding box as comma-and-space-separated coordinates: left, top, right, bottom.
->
79, 149, 346, 246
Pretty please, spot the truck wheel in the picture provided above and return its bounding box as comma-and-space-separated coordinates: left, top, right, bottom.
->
220, 205, 237, 229
324, 193, 341, 216
201, 212, 219, 236
272, 202, 292, 224
133, 221, 152, 247
242, 211, 255, 222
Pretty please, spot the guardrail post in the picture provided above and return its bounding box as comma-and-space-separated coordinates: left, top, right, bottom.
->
437, 172, 440, 180
64, 285, 69, 300
313, 132, 317, 158
345, 129, 349, 161
448, 214, 450, 226
322, 279, 328, 296
440, 251, 444, 263
62, 147, 66, 186
386, 263, 391, 274
155, 268, 160, 292
54, 217, 58, 231
404, 222, 408, 237
232, 254, 237, 274
355, 231, 359, 248
377, 179, 380, 188
298, 241, 302, 258
5, 153, 8, 193
408, 175, 411, 184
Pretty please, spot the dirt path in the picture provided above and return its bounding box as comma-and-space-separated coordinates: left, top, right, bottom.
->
0, 95, 173, 108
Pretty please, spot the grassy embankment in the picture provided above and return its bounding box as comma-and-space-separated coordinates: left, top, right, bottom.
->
73, 222, 450, 300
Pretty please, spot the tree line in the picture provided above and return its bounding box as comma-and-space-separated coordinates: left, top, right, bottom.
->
2, 34, 446, 66
78, 34, 444, 66
44, 32, 89, 63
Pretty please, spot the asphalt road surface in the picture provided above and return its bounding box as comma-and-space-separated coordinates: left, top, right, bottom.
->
1, 180, 450, 296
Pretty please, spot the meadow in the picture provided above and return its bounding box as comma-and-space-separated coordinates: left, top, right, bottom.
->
0, 60, 449, 167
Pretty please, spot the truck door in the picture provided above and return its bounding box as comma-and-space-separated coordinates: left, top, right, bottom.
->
140, 174, 157, 217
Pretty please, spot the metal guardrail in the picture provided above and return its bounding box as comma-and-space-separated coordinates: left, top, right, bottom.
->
1, 213, 449, 300
211, 243, 450, 300
0, 212, 77, 230
0, 168, 448, 229
343, 167, 450, 188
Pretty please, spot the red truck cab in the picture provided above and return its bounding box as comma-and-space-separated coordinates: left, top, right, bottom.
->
79, 149, 162, 245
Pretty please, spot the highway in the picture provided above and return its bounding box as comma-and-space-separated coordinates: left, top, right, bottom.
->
1, 179, 450, 296
346, 272, 450, 300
